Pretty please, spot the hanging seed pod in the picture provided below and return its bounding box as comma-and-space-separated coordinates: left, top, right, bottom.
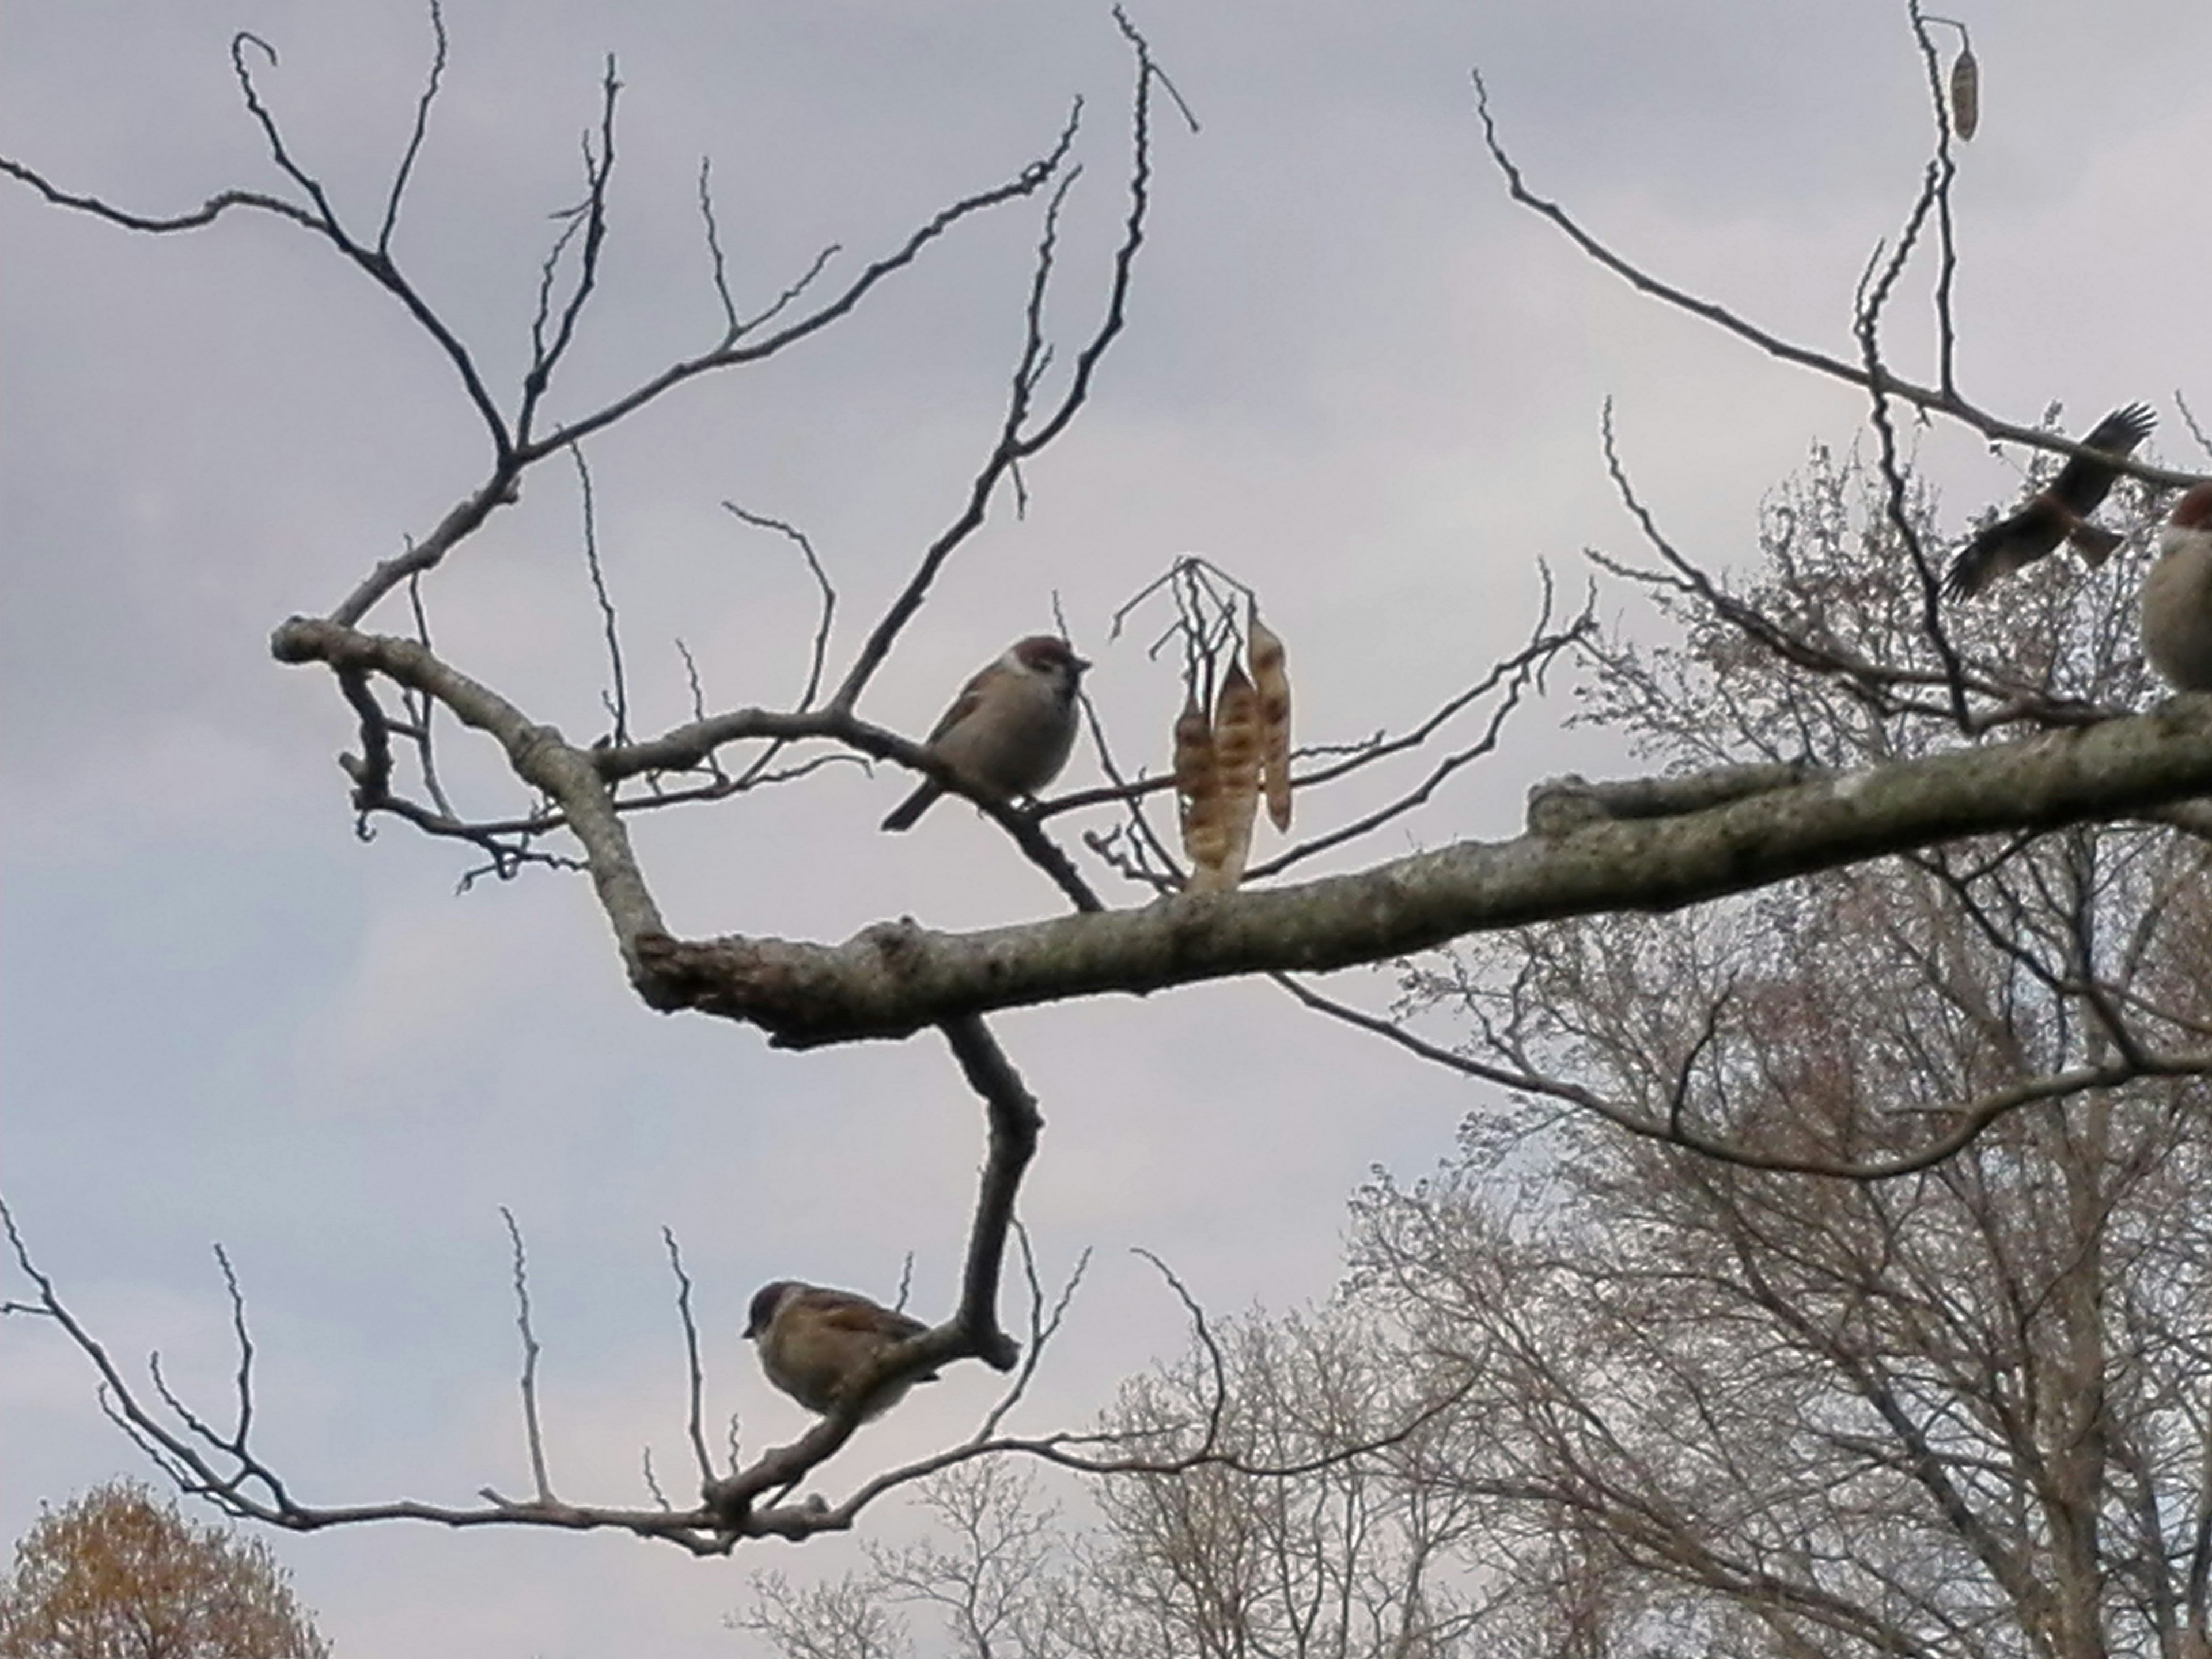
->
1175, 692, 1228, 882
1950, 46, 1979, 141
1247, 612, 1293, 832
1193, 656, 1262, 893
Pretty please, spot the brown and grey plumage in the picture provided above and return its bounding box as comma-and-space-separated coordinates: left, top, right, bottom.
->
743, 1280, 937, 1419
2143, 483, 2212, 694
1945, 404, 2157, 600
881, 635, 1089, 832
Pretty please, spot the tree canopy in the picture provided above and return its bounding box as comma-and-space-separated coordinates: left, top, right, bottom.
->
0, 1482, 327, 1659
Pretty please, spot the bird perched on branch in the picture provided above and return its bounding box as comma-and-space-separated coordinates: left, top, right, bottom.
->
743, 1281, 937, 1419
1944, 403, 2157, 600
881, 635, 1089, 831
2143, 482, 2212, 693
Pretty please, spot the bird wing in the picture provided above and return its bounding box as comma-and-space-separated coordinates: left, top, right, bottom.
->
1945, 504, 2056, 600
798, 1288, 929, 1343
1945, 404, 2157, 600
923, 664, 996, 745
2047, 403, 2156, 515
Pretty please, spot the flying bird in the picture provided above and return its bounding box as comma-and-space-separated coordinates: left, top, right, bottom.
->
1944, 403, 2158, 600
881, 635, 1089, 831
2143, 482, 2212, 693
743, 1281, 938, 1419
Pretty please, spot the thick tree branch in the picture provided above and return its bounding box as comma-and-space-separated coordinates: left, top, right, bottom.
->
938, 1017, 1039, 1377
273, 615, 1104, 911
635, 696, 2212, 1046
270, 616, 666, 960
4, 1015, 1052, 1556
700, 1016, 1038, 1533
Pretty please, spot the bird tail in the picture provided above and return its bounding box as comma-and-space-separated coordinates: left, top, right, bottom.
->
881, 781, 941, 832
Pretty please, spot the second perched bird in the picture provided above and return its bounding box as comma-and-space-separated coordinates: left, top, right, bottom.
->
881, 635, 1089, 831
2143, 482, 2212, 693
1945, 403, 2157, 600
744, 1281, 938, 1420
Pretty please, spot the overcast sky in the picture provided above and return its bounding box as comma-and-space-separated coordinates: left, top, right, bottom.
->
4, 2, 2207, 1654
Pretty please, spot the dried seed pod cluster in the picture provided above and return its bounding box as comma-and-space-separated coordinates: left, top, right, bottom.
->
1176, 615, 1293, 893
1949, 44, 1979, 141
1175, 692, 1226, 878
1202, 658, 1263, 892
1248, 613, 1292, 832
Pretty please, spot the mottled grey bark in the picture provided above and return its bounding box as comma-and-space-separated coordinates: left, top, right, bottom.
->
626, 695, 2212, 1047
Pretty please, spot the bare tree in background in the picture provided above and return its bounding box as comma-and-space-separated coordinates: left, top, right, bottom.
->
1345, 456, 2212, 1658
741, 1461, 1073, 1659
756, 453, 2211, 1659
1, 0, 2207, 1562
740, 1313, 1506, 1659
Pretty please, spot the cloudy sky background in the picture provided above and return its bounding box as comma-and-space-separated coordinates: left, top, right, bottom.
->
5, 2, 2207, 1653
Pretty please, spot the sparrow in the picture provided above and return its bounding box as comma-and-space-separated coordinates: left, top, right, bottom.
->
881, 635, 1089, 831
743, 1280, 938, 1419
1945, 404, 2158, 600
2143, 482, 2212, 693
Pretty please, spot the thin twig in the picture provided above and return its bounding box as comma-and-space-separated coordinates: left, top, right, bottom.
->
499, 1207, 554, 1503
662, 1228, 715, 1488
696, 155, 740, 339
376, 1, 449, 256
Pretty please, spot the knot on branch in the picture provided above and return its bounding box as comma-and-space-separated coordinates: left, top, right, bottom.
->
1525, 775, 1609, 836
633, 930, 760, 1014
629, 931, 866, 1045
1526, 761, 1830, 835
632, 921, 954, 1046
269, 615, 326, 664
863, 916, 932, 963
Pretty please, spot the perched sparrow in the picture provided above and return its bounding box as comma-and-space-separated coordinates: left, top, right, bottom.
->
881, 635, 1089, 832
1945, 404, 2158, 600
743, 1281, 938, 1419
2143, 482, 2212, 693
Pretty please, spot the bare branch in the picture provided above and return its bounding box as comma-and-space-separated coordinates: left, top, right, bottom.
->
698, 1016, 1043, 1533
330, 476, 521, 628
376, 0, 449, 256
2177, 390, 2212, 460
1244, 608, 1586, 882
524, 115, 1081, 463
279, 616, 1105, 911
1904, 0, 1965, 399
632, 698, 2212, 1046
1468, 73, 2205, 493
661, 1228, 716, 1489
721, 502, 838, 717
273, 616, 666, 953
499, 1207, 554, 1503
215, 1246, 256, 1454
694, 157, 740, 338
939, 1016, 1041, 1378
830, 16, 1165, 713
224, 29, 513, 456
518, 58, 621, 447
1281, 973, 2207, 1183
974, 1225, 1090, 1440
571, 444, 630, 745
1847, 149, 1975, 732
0, 158, 317, 234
